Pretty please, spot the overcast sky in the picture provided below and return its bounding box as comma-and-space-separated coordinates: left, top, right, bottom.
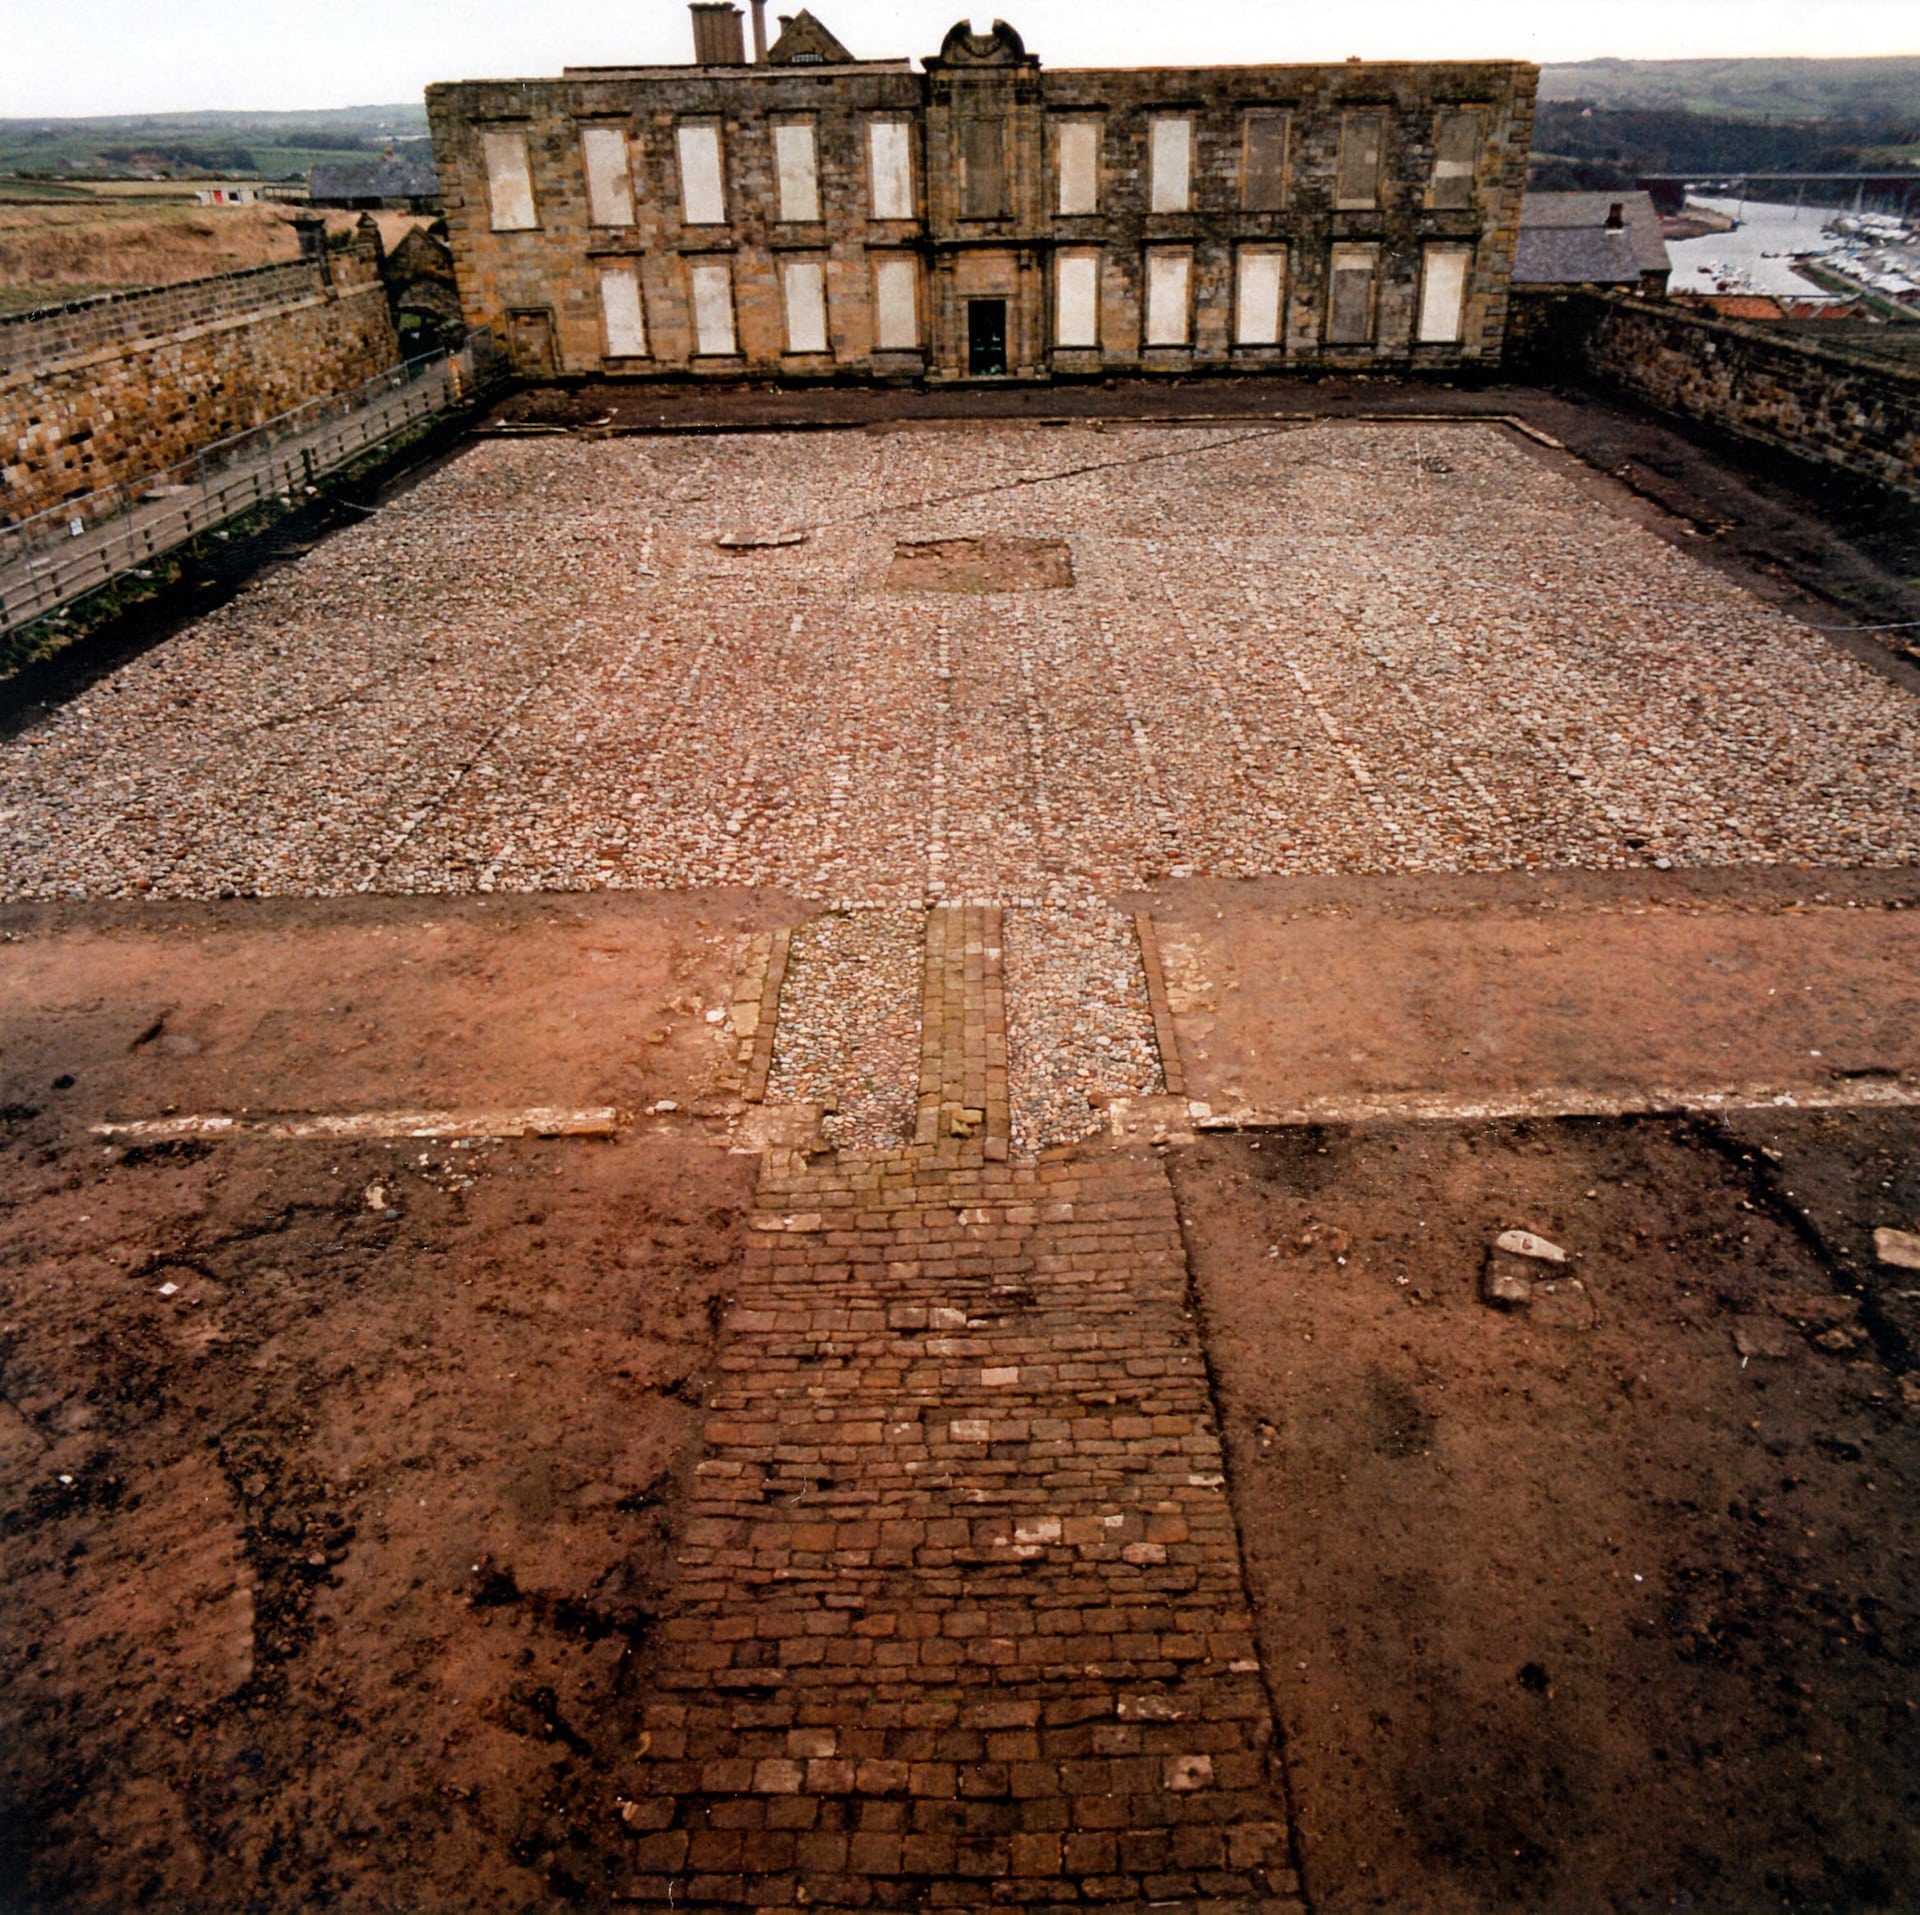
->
7, 0, 1919, 118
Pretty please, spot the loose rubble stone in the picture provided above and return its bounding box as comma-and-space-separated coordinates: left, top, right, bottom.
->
1873, 1227, 1920, 1272
1482, 1255, 1534, 1310
1495, 1228, 1567, 1263
1733, 1317, 1802, 1361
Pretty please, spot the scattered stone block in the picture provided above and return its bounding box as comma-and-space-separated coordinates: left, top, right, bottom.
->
1495, 1228, 1566, 1264
1482, 1253, 1533, 1309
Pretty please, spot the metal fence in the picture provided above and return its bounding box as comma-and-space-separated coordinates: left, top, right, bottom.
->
0, 328, 503, 639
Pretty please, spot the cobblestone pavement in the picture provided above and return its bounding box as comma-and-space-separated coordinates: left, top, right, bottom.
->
624, 910, 1300, 1912
4, 422, 1915, 909
8, 419, 1912, 1149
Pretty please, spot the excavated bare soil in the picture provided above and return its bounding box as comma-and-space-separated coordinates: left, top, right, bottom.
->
0, 894, 781, 1912
1174, 1113, 1920, 1915
0, 1117, 755, 1913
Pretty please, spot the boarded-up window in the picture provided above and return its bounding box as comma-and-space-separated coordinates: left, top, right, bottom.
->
1056, 251, 1099, 347
874, 256, 918, 347
1150, 117, 1191, 213
1418, 243, 1471, 342
1058, 120, 1100, 215
1327, 244, 1376, 343
1145, 248, 1190, 346
869, 120, 913, 218
782, 259, 829, 353
580, 126, 633, 226
961, 119, 1006, 218
689, 261, 736, 354
774, 122, 820, 222
1242, 112, 1288, 212
1431, 110, 1480, 209
1236, 245, 1285, 345
1335, 111, 1385, 209
676, 123, 726, 225
483, 129, 537, 231
599, 267, 647, 356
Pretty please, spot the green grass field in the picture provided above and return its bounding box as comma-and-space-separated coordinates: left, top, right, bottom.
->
0, 106, 428, 182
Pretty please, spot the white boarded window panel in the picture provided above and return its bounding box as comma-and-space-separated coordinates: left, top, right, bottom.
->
1056, 252, 1099, 347
1418, 245, 1471, 343
774, 123, 820, 222
783, 259, 829, 353
482, 130, 537, 231
1058, 121, 1099, 214
1236, 246, 1285, 345
599, 268, 647, 356
869, 120, 913, 218
1149, 118, 1191, 213
690, 262, 736, 354
1145, 249, 1190, 346
581, 126, 633, 227
677, 123, 726, 224
874, 257, 918, 347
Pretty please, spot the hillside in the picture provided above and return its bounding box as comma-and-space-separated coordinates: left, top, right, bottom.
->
0, 105, 429, 182
1537, 56, 1920, 124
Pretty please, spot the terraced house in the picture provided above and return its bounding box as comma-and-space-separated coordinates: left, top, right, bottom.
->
426, 8, 1536, 383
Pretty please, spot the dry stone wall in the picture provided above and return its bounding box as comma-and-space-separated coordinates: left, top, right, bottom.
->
1, 251, 401, 525
1510, 289, 1920, 501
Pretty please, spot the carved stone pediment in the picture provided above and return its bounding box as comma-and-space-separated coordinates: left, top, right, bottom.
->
931, 19, 1032, 67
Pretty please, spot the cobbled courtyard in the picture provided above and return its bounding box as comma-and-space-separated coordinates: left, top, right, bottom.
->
4, 420, 1916, 905
6, 418, 1920, 1915
4, 420, 1917, 1152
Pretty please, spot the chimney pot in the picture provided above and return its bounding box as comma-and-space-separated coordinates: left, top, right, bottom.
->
750, 0, 769, 62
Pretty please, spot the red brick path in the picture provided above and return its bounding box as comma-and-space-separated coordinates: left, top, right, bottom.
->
622, 910, 1302, 1911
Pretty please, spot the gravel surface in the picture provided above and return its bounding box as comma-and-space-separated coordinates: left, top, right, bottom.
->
4, 422, 1912, 906
5, 420, 1915, 1148
765, 908, 922, 1150
1004, 904, 1163, 1156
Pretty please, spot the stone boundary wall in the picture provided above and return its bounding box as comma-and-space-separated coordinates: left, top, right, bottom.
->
2, 250, 401, 525
1510, 288, 1920, 501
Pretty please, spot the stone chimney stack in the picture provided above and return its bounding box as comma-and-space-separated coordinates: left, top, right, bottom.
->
689, 3, 745, 63
1605, 201, 1625, 230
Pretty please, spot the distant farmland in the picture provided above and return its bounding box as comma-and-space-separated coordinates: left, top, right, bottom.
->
0, 105, 429, 182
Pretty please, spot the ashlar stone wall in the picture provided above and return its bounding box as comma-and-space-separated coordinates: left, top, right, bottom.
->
1, 249, 401, 526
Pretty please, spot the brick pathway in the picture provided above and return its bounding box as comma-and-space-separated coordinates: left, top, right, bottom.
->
621, 910, 1302, 1911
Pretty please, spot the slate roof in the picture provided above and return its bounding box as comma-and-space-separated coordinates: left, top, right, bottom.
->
1512, 225, 1644, 286
1517, 190, 1671, 285
308, 152, 442, 204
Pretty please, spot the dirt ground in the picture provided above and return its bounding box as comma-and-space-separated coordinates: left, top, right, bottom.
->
0, 892, 797, 1913
1140, 867, 1920, 1118
0, 891, 797, 1131
0, 1122, 753, 1912
1173, 1112, 1920, 1915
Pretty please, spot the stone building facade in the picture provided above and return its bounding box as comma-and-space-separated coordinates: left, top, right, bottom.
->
426, 12, 1535, 383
